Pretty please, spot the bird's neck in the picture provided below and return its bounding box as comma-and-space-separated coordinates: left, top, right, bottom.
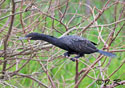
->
36, 34, 59, 45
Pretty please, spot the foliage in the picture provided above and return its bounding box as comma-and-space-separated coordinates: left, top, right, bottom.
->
0, 0, 124, 88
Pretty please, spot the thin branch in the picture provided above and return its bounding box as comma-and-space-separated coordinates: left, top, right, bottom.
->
2, 0, 15, 79
60, 0, 69, 22
16, 73, 48, 88
75, 60, 79, 88
79, 0, 111, 34
0, 0, 5, 6
38, 57, 56, 88
75, 0, 112, 87
74, 55, 103, 88
107, 60, 125, 79
20, 0, 25, 33
9, 54, 35, 77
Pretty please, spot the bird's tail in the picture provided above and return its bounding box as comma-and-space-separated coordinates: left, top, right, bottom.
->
98, 50, 116, 58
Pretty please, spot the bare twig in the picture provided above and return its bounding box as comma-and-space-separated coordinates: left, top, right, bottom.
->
60, 0, 69, 22
2, 0, 15, 79
38, 56, 56, 88
74, 55, 103, 87
107, 60, 125, 79
16, 73, 48, 88
79, 0, 112, 34
75, 60, 79, 88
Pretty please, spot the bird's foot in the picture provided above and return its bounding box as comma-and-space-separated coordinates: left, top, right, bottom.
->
70, 54, 83, 62
70, 58, 76, 62
70, 58, 78, 62
64, 52, 70, 58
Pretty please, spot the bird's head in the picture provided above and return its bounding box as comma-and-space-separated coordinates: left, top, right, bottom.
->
19, 32, 41, 40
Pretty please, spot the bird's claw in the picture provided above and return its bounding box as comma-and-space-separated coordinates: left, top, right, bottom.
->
70, 58, 76, 62
64, 52, 69, 57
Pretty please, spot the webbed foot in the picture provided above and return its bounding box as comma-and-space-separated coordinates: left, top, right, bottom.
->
70, 54, 84, 62
70, 58, 76, 62
64, 52, 70, 57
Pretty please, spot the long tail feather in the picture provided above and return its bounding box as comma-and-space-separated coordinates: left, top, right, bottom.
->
98, 50, 116, 58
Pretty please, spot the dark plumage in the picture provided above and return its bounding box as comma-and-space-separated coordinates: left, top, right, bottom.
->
20, 32, 116, 61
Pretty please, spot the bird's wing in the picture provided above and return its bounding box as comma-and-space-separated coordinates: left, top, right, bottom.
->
60, 36, 98, 53
90, 41, 97, 45
70, 40, 98, 53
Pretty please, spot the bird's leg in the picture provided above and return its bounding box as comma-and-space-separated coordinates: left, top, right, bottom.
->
64, 52, 70, 57
70, 54, 84, 62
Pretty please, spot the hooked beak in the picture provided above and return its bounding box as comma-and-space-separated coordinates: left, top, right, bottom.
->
19, 37, 31, 40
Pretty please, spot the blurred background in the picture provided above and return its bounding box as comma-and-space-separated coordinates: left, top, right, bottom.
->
0, 0, 125, 88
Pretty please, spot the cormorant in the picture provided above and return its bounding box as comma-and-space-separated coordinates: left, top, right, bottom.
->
19, 32, 116, 61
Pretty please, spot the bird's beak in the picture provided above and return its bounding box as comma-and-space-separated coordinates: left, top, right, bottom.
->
19, 37, 31, 40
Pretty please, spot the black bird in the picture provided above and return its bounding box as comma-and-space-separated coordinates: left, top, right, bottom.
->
19, 32, 116, 61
